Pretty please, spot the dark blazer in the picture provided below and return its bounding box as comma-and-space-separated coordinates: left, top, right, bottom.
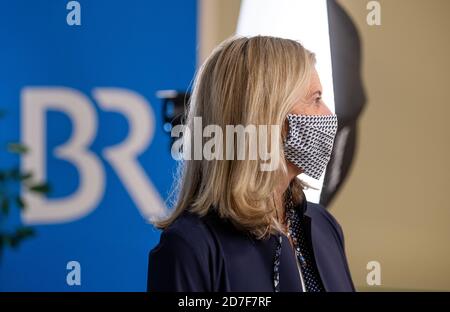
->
147, 201, 355, 292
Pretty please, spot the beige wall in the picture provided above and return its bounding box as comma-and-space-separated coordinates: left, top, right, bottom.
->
198, 0, 242, 64
198, 0, 450, 291
333, 0, 450, 291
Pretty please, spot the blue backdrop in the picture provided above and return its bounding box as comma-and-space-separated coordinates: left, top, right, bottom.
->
0, 0, 197, 291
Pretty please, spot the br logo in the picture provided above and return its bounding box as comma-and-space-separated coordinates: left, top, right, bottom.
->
21, 87, 166, 225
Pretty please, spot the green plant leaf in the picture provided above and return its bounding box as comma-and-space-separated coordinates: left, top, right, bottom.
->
2, 235, 12, 247
15, 196, 25, 210
5, 169, 33, 181
7, 167, 20, 180
7, 143, 29, 154
0, 196, 9, 215
14, 227, 35, 239
5, 228, 35, 249
29, 182, 51, 194
9, 236, 19, 248
19, 171, 33, 181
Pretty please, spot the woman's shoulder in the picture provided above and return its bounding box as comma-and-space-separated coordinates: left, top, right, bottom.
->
304, 201, 346, 247
148, 211, 218, 291
153, 211, 214, 252
165, 210, 208, 233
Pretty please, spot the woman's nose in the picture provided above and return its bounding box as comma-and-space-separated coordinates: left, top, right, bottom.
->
321, 102, 333, 115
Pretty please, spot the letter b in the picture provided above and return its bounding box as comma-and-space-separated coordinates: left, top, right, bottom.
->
21, 87, 105, 224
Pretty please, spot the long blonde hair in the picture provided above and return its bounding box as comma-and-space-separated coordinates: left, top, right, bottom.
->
155, 35, 316, 238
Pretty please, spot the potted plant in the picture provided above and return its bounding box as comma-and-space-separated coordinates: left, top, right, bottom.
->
0, 109, 50, 258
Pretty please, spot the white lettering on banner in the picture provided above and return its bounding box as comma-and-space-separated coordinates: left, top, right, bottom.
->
21, 87, 166, 225
93, 88, 166, 220
21, 87, 105, 224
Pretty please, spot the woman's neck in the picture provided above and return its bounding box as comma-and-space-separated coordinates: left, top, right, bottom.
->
276, 162, 302, 226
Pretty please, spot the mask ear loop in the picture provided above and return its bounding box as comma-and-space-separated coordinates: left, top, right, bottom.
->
281, 117, 290, 145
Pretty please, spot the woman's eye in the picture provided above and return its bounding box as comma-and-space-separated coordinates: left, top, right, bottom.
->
315, 96, 322, 104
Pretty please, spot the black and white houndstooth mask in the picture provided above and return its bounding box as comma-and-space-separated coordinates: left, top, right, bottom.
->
284, 114, 338, 180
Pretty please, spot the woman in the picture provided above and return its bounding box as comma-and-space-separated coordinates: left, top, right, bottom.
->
147, 36, 355, 292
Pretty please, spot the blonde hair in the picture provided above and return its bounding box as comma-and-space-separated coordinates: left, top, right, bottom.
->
155, 35, 316, 238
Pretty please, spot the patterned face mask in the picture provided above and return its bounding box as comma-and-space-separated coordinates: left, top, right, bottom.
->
284, 114, 338, 180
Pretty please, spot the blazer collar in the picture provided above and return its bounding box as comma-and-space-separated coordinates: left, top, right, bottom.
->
301, 200, 332, 292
